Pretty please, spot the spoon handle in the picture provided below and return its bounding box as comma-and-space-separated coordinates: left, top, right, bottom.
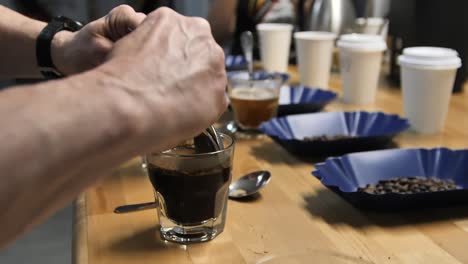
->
241, 31, 254, 75
114, 201, 157, 214
206, 125, 224, 150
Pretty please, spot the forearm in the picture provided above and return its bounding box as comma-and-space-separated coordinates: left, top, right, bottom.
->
0, 68, 163, 247
0, 5, 48, 78
0, 4, 149, 79
208, 0, 238, 44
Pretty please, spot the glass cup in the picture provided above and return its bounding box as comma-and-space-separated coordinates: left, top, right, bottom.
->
145, 134, 235, 244
228, 73, 283, 131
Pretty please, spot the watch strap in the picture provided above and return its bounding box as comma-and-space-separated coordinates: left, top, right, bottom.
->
36, 16, 83, 78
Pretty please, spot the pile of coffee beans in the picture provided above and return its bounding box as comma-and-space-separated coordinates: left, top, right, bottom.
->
303, 134, 354, 141
358, 177, 461, 195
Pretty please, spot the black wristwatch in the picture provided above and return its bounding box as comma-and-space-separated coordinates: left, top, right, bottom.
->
36, 16, 83, 79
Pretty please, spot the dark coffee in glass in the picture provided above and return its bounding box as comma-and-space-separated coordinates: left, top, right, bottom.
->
147, 165, 231, 224
145, 134, 234, 244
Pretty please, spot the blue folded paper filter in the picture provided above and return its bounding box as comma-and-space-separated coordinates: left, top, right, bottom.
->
259, 111, 409, 156
225, 55, 248, 71
227, 70, 290, 82
312, 148, 468, 210
277, 85, 336, 116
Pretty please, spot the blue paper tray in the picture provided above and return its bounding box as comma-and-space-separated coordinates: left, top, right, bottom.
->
260, 111, 409, 156
277, 85, 337, 116
225, 55, 247, 71
312, 148, 468, 210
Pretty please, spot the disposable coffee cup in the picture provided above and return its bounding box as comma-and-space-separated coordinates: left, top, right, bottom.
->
257, 23, 293, 73
337, 34, 387, 104
294, 31, 337, 89
398, 47, 462, 134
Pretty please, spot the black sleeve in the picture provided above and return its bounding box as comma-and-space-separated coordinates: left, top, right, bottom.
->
231, 0, 257, 55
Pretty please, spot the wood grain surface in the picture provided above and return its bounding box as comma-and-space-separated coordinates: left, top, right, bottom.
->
73, 66, 468, 264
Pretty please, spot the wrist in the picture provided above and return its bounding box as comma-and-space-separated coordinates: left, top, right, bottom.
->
71, 66, 158, 151
91, 62, 179, 152
51, 30, 74, 75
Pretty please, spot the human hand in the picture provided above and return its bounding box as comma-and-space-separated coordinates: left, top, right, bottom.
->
51, 5, 146, 75
98, 7, 227, 150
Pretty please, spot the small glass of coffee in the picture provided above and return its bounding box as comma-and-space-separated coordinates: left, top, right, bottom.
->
228, 73, 284, 131
145, 134, 235, 244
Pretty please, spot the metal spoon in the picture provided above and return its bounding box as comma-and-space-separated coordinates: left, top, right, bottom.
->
114, 201, 157, 213
241, 31, 254, 76
194, 126, 224, 152
205, 125, 224, 150
228, 170, 271, 199
114, 170, 271, 214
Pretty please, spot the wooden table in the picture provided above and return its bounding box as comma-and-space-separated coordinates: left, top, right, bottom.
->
74, 66, 468, 264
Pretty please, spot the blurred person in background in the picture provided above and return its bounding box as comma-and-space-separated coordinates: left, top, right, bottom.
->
208, 0, 313, 58
207, 0, 373, 57
4, 0, 175, 22
208, 0, 296, 57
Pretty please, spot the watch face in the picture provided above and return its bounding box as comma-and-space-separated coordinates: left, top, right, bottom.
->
40, 70, 62, 79
55, 16, 83, 31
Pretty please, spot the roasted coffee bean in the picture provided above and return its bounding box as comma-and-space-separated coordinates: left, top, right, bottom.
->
358, 177, 461, 195
303, 134, 355, 142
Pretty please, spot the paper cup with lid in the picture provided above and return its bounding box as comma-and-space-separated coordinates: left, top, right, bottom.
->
398, 47, 462, 133
294, 31, 337, 89
337, 34, 387, 105
257, 23, 293, 73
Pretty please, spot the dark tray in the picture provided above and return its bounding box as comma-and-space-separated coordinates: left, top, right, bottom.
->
260, 111, 409, 156
312, 148, 468, 210
277, 85, 337, 117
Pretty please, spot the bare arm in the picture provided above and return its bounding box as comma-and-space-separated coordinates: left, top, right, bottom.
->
0, 7, 227, 248
0, 5, 46, 78
0, 70, 145, 247
0, 5, 146, 78
207, 0, 238, 44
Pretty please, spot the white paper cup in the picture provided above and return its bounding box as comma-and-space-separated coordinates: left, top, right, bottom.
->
337, 34, 387, 104
294, 31, 337, 88
257, 23, 293, 73
398, 47, 462, 133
